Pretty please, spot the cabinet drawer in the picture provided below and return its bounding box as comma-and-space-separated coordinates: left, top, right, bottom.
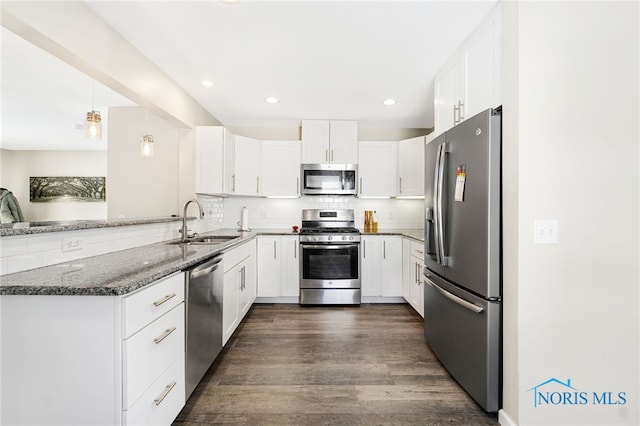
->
224, 240, 254, 272
122, 272, 184, 338
410, 240, 424, 259
123, 303, 185, 409
124, 352, 185, 426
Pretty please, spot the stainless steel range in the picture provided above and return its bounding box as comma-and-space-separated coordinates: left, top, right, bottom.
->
299, 209, 361, 305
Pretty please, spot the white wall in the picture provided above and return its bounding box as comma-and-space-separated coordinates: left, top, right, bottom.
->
107, 107, 181, 219
0, 149, 107, 222
500, 2, 639, 425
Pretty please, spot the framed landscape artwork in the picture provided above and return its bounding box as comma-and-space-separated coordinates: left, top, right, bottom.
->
30, 177, 106, 202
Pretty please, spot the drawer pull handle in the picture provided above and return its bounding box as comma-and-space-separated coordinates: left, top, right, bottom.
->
153, 326, 177, 344
416, 250, 424, 254
153, 293, 176, 307
154, 381, 177, 406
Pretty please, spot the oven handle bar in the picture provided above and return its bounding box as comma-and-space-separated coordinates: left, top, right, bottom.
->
299, 244, 360, 250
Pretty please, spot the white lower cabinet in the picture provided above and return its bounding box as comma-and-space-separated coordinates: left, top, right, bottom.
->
0, 272, 186, 426
402, 238, 425, 317
257, 236, 300, 299
222, 240, 256, 345
361, 235, 403, 299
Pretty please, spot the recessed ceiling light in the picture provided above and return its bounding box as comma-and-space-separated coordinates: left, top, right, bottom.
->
201, 80, 214, 88
265, 97, 279, 104
382, 99, 397, 106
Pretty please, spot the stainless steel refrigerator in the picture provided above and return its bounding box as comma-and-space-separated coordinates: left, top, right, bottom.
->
423, 107, 502, 412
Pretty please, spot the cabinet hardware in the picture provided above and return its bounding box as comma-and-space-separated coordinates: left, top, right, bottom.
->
383, 240, 386, 259
363, 240, 366, 258
232, 174, 236, 192
256, 176, 260, 194
154, 381, 177, 406
153, 326, 177, 344
294, 241, 297, 259
325, 149, 328, 162
296, 177, 300, 194
273, 240, 277, 259
331, 149, 334, 162
415, 263, 419, 284
153, 293, 176, 307
458, 100, 465, 121
399, 177, 403, 194
359, 177, 363, 193
453, 104, 460, 124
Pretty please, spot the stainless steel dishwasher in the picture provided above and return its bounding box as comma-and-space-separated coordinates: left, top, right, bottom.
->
185, 254, 223, 399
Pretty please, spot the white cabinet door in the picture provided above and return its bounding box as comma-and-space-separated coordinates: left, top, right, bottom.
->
232, 135, 262, 196
410, 255, 424, 317
301, 120, 330, 163
262, 140, 300, 196
460, 5, 501, 121
433, 4, 501, 136
240, 240, 256, 319
222, 263, 241, 345
280, 236, 300, 297
402, 239, 412, 301
380, 237, 403, 297
397, 136, 425, 197
358, 141, 397, 197
257, 237, 279, 297
361, 236, 403, 298
257, 236, 300, 298
301, 120, 358, 164
194, 127, 225, 194
433, 55, 460, 137
329, 120, 358, 164
361, 236, 381, 297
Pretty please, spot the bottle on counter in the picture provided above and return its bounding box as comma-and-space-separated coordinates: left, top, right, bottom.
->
372, 210, 378, 232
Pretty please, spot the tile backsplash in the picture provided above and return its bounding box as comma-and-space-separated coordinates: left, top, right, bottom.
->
222, 197, 424, 230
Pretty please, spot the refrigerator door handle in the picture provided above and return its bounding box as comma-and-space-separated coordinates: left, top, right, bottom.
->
434, 143, 447, 266
424, 275, 484, 314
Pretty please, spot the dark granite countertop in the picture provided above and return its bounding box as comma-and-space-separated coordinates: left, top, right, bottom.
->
0, 229, 294, 296
0, 228, 418, 297
0, 217, 185, 237
361, 229, 424, 242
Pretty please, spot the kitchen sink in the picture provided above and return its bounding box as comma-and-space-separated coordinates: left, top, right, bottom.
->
167, 235, 240, 245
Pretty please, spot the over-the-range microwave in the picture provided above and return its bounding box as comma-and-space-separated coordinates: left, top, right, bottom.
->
300, 164, 358, 196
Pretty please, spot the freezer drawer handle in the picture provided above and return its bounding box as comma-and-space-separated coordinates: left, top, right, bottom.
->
424, 276, 484, 314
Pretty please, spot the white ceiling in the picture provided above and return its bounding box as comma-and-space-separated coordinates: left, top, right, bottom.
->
0, 28, 136, 151
2, 1, 499, 150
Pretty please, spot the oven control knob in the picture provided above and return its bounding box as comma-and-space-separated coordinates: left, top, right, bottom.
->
349, 236, 353, 240
342, 236, 346, 240
328, 236, 333, 241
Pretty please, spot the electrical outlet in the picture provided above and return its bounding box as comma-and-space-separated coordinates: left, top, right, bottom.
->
534, 220, 558, 244
62, 237, 83, 252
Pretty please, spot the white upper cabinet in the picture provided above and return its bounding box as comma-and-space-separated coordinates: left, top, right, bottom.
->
433, 4, 502, 136
225, 134, 262, 196
397, 136, 425, 197
190, 126, 230, 195
301, 120, 358, 164
261, 140, 301, 197
358, 141, 398, 197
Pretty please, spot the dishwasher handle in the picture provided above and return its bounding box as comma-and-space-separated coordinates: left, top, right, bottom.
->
189, 255, 222, 280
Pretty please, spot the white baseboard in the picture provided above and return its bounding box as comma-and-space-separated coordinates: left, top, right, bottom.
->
498, 409, 517, 426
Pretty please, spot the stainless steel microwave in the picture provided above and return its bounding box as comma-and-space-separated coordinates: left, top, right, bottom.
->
300, 164, 358, 196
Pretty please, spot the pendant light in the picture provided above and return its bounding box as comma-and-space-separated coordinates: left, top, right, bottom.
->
84, 80, 102, 140
140, 110, 154, 157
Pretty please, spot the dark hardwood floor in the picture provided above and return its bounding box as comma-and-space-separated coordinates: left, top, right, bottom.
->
173, 303, 499, 425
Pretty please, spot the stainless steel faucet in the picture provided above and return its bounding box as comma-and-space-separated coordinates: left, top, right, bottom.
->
180, 198, 205, 241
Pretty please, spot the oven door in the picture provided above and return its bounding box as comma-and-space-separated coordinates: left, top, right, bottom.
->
300, 243, 360, 288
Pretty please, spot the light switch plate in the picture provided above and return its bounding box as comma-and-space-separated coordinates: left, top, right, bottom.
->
534, 220, 558, 244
